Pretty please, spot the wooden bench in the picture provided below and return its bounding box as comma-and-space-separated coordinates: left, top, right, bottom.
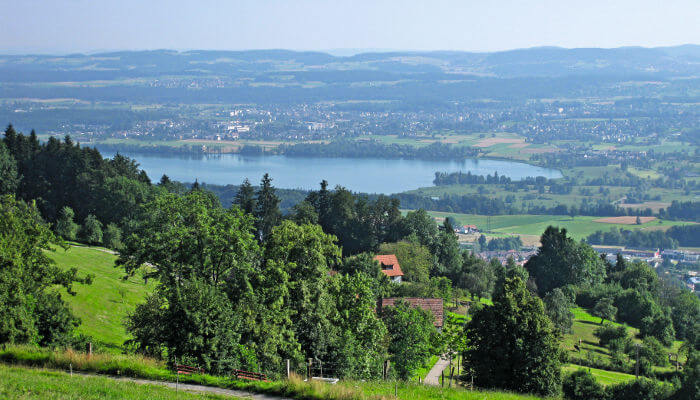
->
175, 364, 205, 375
232, 369, 268, 381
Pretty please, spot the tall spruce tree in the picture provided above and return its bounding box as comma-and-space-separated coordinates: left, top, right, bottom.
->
254, 173, 280, 241
233, 178, 256, 214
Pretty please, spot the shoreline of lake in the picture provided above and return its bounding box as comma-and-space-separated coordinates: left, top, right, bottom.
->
101, 151, 563, 195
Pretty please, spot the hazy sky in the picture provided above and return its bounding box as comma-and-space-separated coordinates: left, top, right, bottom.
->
1, 0, 698, 54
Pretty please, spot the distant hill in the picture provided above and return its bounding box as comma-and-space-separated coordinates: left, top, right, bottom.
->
1, 45, 698, 82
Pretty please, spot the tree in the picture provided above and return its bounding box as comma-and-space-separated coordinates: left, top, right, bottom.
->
464, 275, 562, 396
379, 241, 432, 283
81, 214, 103, 245
0, 195, 89, 346
478, 234, 487, 250
672, 350, 699, 400
668, 289, 700, 342
563, 369, 606, 400
544, 288, 574, 335
102, 223, 123, 250
434, 220, 462, 279
525, 226, 606, 295
254, 173, 280, 241
592, 297, 617, 324
381, 300, 436, 380
54, 206, 80, 241
636, 215, 642, 225
640, 311, 675, 347
401, 209, 438, 248
0, 141, 18, 195
460, 252, 495, 300
606, 378, 674, 400
233, 178, 256, 214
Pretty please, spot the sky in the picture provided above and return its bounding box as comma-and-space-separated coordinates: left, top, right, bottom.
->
1, 0, 698, 54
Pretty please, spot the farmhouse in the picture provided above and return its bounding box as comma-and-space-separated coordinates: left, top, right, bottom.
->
378, 298, 444, 328
374, 254, 403, 283
455, 224, 479, 234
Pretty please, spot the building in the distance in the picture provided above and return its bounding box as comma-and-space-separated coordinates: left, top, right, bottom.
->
374, 254, 404, 283
378, 298, 444, 329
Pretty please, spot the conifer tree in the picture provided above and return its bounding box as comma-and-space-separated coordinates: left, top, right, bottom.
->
254, 174, 280, 241
233, 178, 256, 214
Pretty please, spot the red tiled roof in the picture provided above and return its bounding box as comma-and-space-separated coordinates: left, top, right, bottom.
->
374, 254, 404, 277
379, 298, 444, 327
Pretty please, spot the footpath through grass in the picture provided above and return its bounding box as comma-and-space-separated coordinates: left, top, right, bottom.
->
0, 345, 547, 400
0, 363, 230, 400
47, 245, 156, 351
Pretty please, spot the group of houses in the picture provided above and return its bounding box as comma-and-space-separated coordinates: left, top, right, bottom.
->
372, 254, 444, 328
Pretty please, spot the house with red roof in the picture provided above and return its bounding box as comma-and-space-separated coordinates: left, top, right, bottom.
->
378, 298, 444, 328
373, 254, 404, 283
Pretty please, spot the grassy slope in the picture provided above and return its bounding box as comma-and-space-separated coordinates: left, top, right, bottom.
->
48, 245, 155, 351
562, 364, 634, 386
0, 364, 228, 400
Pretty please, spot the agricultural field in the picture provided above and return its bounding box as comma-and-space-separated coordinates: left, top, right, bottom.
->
0, 364, 229, 400
48, 245, 155, 352
424, 212, 693, 241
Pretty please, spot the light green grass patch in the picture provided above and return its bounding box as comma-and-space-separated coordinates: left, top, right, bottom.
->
47, 245, 156, 351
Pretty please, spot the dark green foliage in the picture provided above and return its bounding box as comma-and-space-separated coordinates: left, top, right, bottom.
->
233, 178, 256, 214
0, 140, 18, 195
434, 220, 462, 279
667, 289, 700, 341
525, 226, 606, 295
594, 324, 628, 347
606, 377, 674, 400
304, 183, 404, 255
563, 369, 606, 400
401, 209, 438, 248
634, 336, 670, 367
464, 275, 562, 396
615, 289, 661, 327
0, 195, 89, 346
80, 214, 103, 245
544, 288, 574, 335
254, 173, 281, 241
620, 262, 659, 294
381, 300, 436, 380
54, 206, 80, 241
35, 290, 81, 347
672, 350, 699, 400
460, 252, 495, 300
640, 311, 675, 347
3, 128, 155, 226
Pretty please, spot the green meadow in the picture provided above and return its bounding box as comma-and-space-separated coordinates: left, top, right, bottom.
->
48, 245, 155, 351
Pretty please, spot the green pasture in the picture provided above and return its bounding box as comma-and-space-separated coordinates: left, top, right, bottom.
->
48, 245, 155, 352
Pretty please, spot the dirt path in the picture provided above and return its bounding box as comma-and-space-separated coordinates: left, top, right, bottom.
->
79, 372, 293, 400
423, 356, 450, 385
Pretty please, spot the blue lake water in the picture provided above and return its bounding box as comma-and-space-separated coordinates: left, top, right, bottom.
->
105, 153, 562, 194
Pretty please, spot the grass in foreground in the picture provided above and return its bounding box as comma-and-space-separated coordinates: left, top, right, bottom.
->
0, 364, 229, 400
344, 380, 545, 400
0, 345, 548, 400
47, 245, 156, 351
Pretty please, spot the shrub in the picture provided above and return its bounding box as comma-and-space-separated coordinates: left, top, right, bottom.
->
594, 324, 628, 347
563, 369, 606, 400
606, 377, 673, 400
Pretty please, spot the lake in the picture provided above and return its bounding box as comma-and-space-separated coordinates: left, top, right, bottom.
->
105, 153, 562, 194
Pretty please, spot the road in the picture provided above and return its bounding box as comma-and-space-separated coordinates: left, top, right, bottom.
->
423, 356, 450, 385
